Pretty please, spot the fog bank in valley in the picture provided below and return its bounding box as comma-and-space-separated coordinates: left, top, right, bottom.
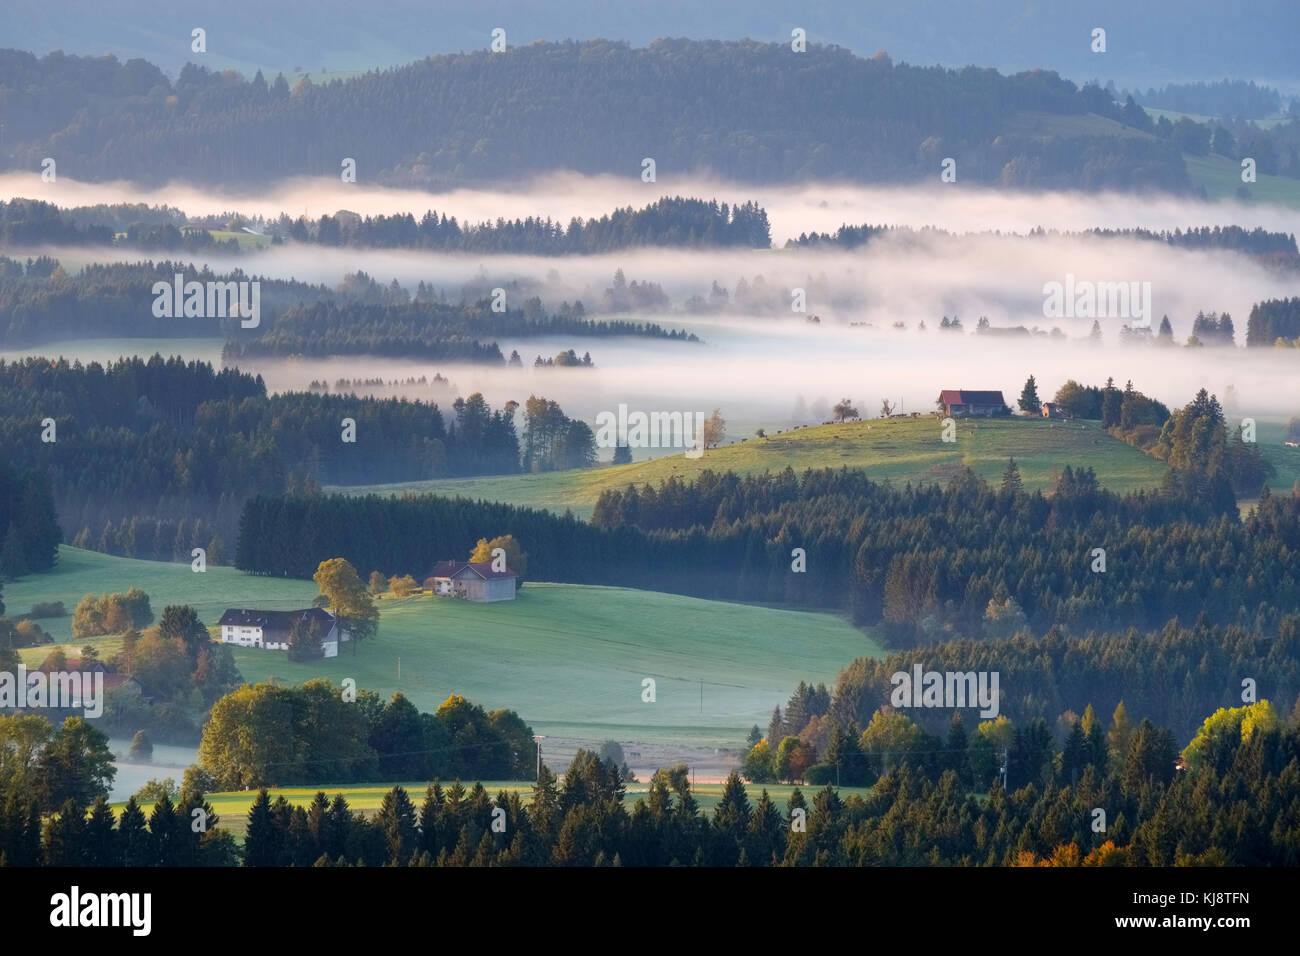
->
6, 173, 1299, 428
5, 170, 1299, 243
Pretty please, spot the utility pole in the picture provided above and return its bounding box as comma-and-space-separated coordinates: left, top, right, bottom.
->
699, 678, 703, 715
532, 735, 545, 783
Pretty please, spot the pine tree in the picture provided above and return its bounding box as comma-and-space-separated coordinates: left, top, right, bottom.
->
84, 795, 118, 866
1102, 376, 1122, 428
118, 796, 149, 867
1017, 375, 1042, 414
43, 798, 86, 866
1082, 704, 1108, 770
1000, 458, 1024, 499
767, 705, 784, 743
148, 793, 184, 866
244, 789, 278, 866
1107, 702, 1133, 771
325, 794, 352, 860
0, 526, 28, 579
945, 715, 970, 787
1060, 720, 1088, 785
712, 771, 752, 856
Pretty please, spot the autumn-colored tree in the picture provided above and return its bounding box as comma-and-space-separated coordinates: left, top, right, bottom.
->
469, 534, 528, 584
313, 557, 378, 650
741, 738, 776, 784
1182, 700, 1279, 772
387, 574, 418, 597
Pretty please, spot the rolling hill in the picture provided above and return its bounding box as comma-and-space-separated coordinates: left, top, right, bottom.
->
8, 547, 879, 751
331, 415, 1175, 519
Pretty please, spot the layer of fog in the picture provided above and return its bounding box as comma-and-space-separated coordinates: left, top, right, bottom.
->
26, 227, 1300, 345
9, 177, 1300, 428
239, 320, 1300, 443
5, 171, 1300, 244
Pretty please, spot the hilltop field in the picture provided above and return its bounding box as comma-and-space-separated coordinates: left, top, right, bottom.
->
333, 415, 1300, 519
333, 415, 1170, 519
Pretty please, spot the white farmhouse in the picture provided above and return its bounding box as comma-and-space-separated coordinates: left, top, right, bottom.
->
217, 607, 346, 657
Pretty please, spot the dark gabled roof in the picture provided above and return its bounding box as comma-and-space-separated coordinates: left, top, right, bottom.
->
218, 607, 336, 635
940, 389, 1006, 406
429, 560, 517, 580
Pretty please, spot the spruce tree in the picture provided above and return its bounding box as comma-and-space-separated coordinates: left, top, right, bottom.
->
1017, 375, 1042, 414
1000, 458, 1024, 499
244, 789, 277, 867
118, 796, 149, 867
84, 794, 119, 866
42, 798, 86, 866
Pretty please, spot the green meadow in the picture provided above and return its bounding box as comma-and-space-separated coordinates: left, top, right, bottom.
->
1184, 153, 1300, 208
332, 415, 1172, 519
8, 548, 880, 750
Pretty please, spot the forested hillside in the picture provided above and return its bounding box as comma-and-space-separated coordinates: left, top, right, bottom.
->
0, 197, 770, 254
0, 42, 1192, 190
0, 356, 590, 558
0, 256, 693, 351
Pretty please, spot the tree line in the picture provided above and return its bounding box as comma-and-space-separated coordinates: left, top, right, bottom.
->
0, 256, 695, 352
221, 298, 691, 362
1247, 297, 1300, 346
0, 460, 61, 588
771, 616, 1300, 754
0, 355, 591, 560
0, 197, 771, 254
1042, 381, 1271, 496
10, 710, 1300, 865
789, 222, 1298, 256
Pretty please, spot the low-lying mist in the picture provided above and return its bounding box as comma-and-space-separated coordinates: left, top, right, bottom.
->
237, 319, 1300, 434
4, 170, 1299, 243
7, 173, 1300, 428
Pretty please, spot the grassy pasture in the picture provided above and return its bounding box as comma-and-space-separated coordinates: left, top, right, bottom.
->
8, 549, 879, 751
332, 415, 1172, 518
1183, 153, 1300, 208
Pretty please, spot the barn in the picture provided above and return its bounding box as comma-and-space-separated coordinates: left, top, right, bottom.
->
425, 560, 518, 602
939, 389, 1009, 417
